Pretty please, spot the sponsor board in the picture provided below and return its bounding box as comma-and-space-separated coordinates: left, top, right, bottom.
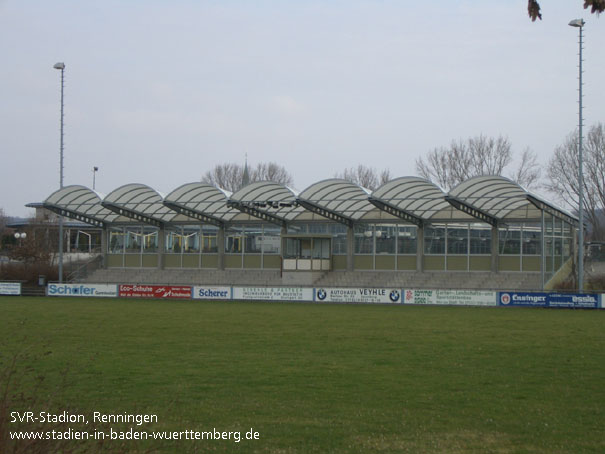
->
0, 282, 21, 295
193, 286, 231, 300
314, 288, 401, 304
233, 287, 314, 302
498, 292, 599, 309
119, 285, 192, 299
47, 283, 117, 297
404, 289, 496, 306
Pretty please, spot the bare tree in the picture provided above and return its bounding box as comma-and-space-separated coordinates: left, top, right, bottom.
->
528, 0, 605, 21
545, 123, 605, 239
416, 135, 541, 191
335, 165, 391, 191
202, 162, 294, 192
251, 162, 294, 187
510, 148, 542, 190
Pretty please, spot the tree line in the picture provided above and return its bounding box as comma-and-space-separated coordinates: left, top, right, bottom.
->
200, 123, 605, 239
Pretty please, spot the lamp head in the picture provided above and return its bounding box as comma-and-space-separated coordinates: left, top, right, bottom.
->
568, 19, 585, 27
53, 62, 65, 70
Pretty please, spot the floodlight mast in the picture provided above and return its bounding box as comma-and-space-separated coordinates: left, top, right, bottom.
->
54, 62, 65, 282
568, 19, 585, 291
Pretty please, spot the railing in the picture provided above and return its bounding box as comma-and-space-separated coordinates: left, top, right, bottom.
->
66, 254, 103, 282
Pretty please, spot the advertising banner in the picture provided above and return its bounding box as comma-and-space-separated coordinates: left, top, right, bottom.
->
0, 282, 21, 295
498, 292, 599, 309
404, 289, 496, 306
47, 283, 117, 297
314, 288, 401, 303
233, 287, 314, 302
118, 285, 192, 299
193, 286, 232, 300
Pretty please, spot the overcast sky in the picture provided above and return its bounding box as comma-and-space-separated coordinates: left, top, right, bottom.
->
1, 0, 603, 217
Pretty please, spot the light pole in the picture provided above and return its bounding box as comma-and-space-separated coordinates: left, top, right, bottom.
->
54, 62, 65, 282
93, 166, 99, 190
568, 19, 585, 291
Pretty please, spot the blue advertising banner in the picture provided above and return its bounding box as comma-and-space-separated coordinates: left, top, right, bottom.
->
498, 292, 598, 309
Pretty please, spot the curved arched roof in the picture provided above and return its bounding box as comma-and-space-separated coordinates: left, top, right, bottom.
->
43, 185, 120, 227
163, 182, 241, 226
371, 177, 473, 225
102, 183, 191, 226
229, 181, 304, 225
298, 179, 387, 225
35, 175, 577, 228
447, 175, 566, 224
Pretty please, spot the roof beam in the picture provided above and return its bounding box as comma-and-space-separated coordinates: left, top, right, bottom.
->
445, 196, 498, 226
296, 199, 353, 227
368, 197, 424, 227
526, 194, 579, 227
226, 201, 287, 227
43, 203, 107, 228
163, 201, 224, 227
102, 202, 164, 228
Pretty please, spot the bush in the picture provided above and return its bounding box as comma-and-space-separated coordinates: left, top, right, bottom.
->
0, 263, 58, 287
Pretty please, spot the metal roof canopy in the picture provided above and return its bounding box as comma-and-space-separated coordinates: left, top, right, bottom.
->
297, 179, 377, 227
228, 181, 302, 227
370, 177, 466, 226
447, 175, 578, 226
102, 183, 190, 228
43, 185, 120, 227
163, 182, 239, 227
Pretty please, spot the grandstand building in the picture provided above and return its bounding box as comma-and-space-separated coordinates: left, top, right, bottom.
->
39, 175, 577, 290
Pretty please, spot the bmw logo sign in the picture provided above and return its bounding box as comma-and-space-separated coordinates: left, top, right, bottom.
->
389, 290, 400, 302
317, 289, 327, 301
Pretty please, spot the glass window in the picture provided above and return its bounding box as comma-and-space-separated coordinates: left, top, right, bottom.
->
563, 238, 572, 260
201, 225, 218, 253
375, 224, 396, 255
260, 225, 281, 254
424, 225, 445, 254
165, 229, 181, 253
544, 214, 553, 236
499, 226, 521, 254
522, 223, 541, 255
109, 228, 125, 253
287, 224, 306, 234
554, 218, 563, 237
244, 225, 263, 254
470, 225, 491, 254
308, 223, 329, 235
447, 225, 468, 254
284, 238, 300, 259
299, 238, 312, 258
142, 228, 158, 253
313, 238, 331, 259
354, 225, 374, 254
125, 227, 142, 253
331, 224, 347, 255
554, 237, 563, 256
397, 226, 417, 254
182, 226, 200, 253
225, 227, 243, 253
562, 220, 572, 237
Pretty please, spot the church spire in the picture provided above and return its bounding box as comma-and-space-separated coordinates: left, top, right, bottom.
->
242, 153, 250, 187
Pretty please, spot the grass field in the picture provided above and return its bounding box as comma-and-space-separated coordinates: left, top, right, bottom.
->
1, 297, 604, 453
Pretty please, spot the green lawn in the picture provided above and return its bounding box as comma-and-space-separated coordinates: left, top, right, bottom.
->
1, 297, 604, 453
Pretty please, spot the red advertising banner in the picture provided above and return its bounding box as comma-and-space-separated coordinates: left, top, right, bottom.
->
119, 285, 192, 299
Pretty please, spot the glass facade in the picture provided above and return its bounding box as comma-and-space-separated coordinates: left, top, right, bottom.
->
105, 215, 574, 275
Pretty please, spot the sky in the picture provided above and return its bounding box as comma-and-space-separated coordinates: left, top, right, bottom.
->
1, 0, 604, 217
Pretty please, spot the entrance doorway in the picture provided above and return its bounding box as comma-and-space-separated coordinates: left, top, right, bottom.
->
283, 236, 331, 271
